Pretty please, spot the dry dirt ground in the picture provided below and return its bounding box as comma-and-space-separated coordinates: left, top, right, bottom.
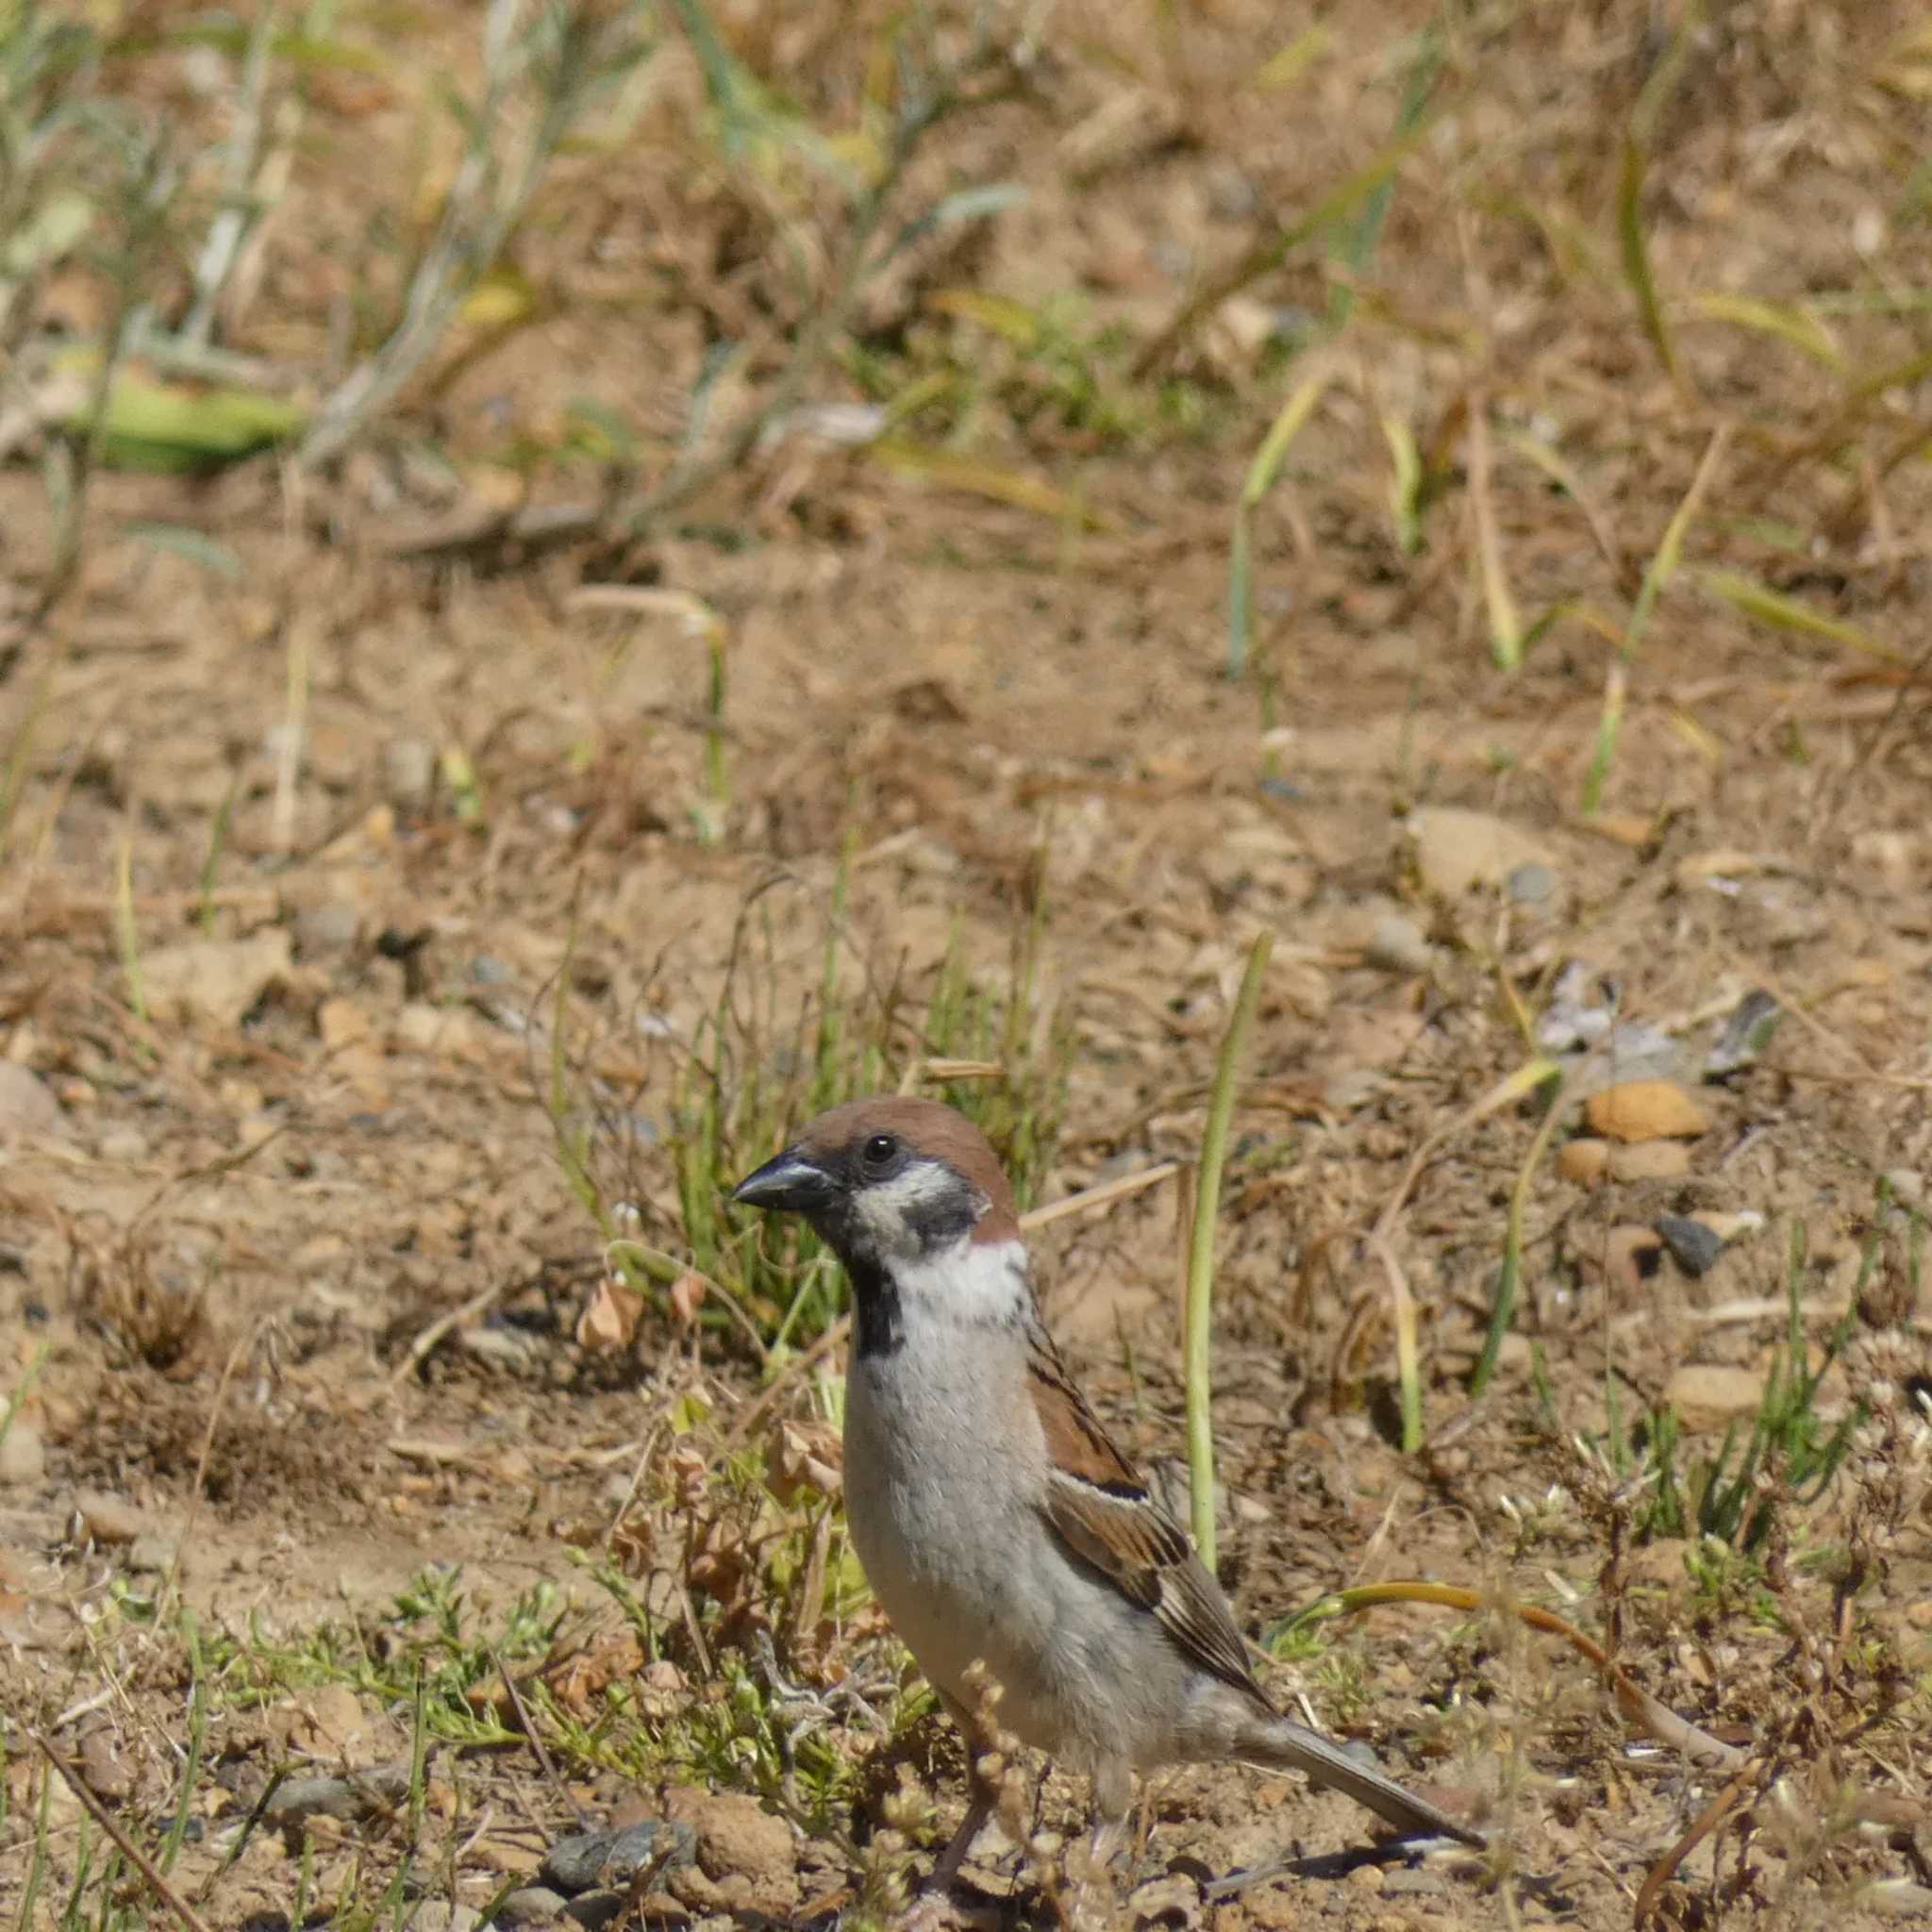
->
3, 2, 1932, 1929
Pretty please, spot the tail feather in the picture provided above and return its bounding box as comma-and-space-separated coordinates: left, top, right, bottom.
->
1239, 1714, 1484, 1849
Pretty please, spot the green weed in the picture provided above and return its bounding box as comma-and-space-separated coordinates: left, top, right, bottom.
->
1588, 1214, 1878, 1553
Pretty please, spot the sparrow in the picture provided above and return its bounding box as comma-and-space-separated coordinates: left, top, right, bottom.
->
731, 1095, 1482, 1902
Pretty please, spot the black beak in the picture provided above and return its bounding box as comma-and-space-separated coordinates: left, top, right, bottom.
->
730, 1147, 834, 1215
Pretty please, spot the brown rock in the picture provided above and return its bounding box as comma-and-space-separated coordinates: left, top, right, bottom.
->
1556, 1139, 1609, 1185
275, 1683, 375, 1760
1407, 808, 1557, 899
0, 1063, 65, 1141
1667, 1363, 1768, 1429
1610, 1141, 1692, 1181
1584, 1080, 1710, 1142
662, 1789, 796, 1906
74, 1491, 145, 1546
1560, 1138, 1696, 1186
0, 1420, 46, 1486
77, 1726, 135, 1801
142, 931, 291, 1027
317, 996, 375, 1049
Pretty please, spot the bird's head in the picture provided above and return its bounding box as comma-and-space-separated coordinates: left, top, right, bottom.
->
732, 1095, 1020, 1272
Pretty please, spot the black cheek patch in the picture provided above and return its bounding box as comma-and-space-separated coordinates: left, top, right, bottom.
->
901, 1184, 981, 1253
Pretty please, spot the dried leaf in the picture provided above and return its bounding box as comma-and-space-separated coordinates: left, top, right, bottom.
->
668, 1270, 708, 1327
576, 1274, 644, 1353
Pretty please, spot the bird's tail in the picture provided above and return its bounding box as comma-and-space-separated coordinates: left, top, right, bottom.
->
1235, 1712, 1484, 1849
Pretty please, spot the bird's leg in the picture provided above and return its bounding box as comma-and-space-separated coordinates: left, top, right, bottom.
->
924, 1776, 996, 1896
901, 1737, 1002, 1932
1064, 1757, 1133, 1922
916, 1696, 1003, 1901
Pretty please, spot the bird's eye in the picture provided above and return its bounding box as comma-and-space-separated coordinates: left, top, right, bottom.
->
859, 1132, 899, 1172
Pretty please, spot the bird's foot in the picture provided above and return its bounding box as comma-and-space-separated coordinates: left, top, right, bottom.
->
903, 1881, 1008, 1931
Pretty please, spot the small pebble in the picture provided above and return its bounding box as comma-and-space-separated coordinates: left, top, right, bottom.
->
1365, 912, 1434, 975
126, 1533, 180, 1575
96, 1125, 151, 1165
540, 1831, 616, 1896
604, 1820, 694, 1884
409, 1906, 480, 1932
382, 738, 437, 808
1655, 1216, 1724, 1277
1584, 1079, 1710, 1142
0, 1421, 45, 1486
292, 900, 360, 956
75, 1491, 145, 1546
1882, 1168, 1925, 1212
1507, 859, 1557, 905
0, 1063, 65, 1141
495, 1890, 569, 1926
561, 1893, 625, 1931
1706, 989, 1781, 1075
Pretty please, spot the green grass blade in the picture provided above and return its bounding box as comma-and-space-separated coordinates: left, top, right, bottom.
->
1185, 929, 1273, 1567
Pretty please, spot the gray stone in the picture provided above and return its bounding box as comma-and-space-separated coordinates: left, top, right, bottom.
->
1655, 1215, 1724, 1277
292, 900, 361, 955
1506, 859, 1558, 905
540, 1832, 614, 1895
605, 1820, 693, 1883
540, 1822, 693, 1897
493, 1889, 568, 1926
1706, 989, 1782, 1076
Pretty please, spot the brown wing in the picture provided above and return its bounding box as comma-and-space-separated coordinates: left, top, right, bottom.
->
1025, 1325, 1264, 1701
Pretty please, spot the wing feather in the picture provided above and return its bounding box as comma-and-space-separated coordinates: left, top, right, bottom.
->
1025, 1324, 1263, 1701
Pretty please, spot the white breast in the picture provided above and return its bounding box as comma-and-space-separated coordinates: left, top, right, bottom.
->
840, 1245, 1187, 1771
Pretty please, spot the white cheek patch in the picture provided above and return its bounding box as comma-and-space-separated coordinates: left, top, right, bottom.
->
895, 1238, 1030, 1327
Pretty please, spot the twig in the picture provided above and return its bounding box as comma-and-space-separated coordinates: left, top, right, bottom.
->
32, 1734, 216, 1932
179, 2, 278, 348
485, 1641, 591, 1831
1632, 1760, 1757, 1928
164, 1322, 258, 1616
391, 1279, 511, 1385
1012, 1159, 1178, 1229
